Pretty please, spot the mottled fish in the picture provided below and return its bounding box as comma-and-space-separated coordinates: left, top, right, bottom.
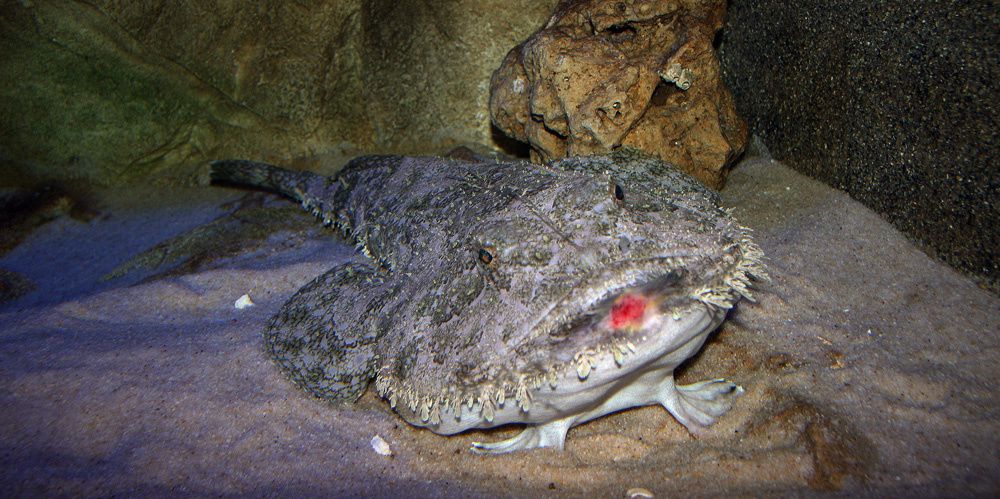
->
210, 150, 765, 453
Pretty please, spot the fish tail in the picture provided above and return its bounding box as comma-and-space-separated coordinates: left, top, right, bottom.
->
210, 159, 342, 224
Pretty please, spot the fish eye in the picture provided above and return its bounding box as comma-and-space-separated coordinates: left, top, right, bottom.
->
609, 180, 625, 203
478, 246, 496, 265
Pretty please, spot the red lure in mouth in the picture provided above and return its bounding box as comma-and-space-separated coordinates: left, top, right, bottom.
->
610, 293, 647, 330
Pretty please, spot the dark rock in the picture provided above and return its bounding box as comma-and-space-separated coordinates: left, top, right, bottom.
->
719, 0, 999, 292
0, 183, 98, 257
0, 268, 34, 304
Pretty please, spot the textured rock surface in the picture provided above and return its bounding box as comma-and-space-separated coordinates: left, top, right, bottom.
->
719, 0, 999, 292
490, 0, 747, 188
0, 0, 558, 186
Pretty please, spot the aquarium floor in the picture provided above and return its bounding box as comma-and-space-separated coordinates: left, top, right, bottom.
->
1, 157, 997, 496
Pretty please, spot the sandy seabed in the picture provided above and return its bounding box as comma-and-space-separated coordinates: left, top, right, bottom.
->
1, 156, 998, 497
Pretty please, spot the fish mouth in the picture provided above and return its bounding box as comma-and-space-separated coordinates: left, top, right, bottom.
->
525, 247, 744, 350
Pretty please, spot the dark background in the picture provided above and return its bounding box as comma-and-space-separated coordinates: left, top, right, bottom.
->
719, 0, 998, 291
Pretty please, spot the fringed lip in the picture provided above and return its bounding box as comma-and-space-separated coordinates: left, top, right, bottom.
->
545, 230, 768, 382
375, 228, 768, 431
524, 253, 701, 347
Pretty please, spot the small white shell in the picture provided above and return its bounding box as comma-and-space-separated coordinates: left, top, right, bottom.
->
234, 294, 254, 309
626, 487, 654, 498
370, 435, 392, 456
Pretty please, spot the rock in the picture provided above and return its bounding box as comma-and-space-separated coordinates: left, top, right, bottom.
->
718, 0, 999, 292
0, 269, 35, 305
489, 0, 747, 189
101, 193, 319, 282
0, 184, 97, 257
0, 1, 559, 186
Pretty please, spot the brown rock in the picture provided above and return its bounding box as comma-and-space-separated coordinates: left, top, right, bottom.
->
489, 0, 747, 188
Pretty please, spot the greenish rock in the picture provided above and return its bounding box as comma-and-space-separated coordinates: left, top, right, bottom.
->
0, 0, 557, 187
0, 1, 293, 185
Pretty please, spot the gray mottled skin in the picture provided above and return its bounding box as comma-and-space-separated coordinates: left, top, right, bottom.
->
210, 150, 765, 453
